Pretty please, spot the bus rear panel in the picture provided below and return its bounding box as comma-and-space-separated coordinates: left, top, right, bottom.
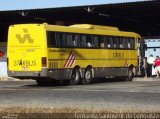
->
7, 24, 48, 79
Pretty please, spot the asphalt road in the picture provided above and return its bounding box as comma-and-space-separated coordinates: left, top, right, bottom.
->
0, 79, 160, 112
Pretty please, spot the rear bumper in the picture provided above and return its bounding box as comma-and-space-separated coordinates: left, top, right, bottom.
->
7, 68, 72, 80
7, 68, 48, 79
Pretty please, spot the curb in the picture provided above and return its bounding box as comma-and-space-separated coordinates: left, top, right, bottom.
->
0, 77, 21, 81
133, 77, 160, 81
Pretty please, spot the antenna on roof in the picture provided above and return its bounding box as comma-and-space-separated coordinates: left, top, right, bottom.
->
18, 11, 29, 16
18, 11, 46, 21
84, 7, 95, 13
84, 7, 110, 17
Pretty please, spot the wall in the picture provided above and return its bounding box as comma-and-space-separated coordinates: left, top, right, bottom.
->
145, 41, 160, 58
0, 42, 7, 77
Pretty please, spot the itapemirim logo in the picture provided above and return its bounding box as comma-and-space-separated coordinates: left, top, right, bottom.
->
16, 28, 34, 43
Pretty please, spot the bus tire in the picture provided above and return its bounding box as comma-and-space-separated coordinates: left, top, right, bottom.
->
83, 68, 94, 84
62, 80, 70, 86
36, 80, 50, 86
126, 69, 134, 81
70, 68, 81, 85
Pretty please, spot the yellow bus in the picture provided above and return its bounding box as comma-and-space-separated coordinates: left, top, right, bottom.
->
7, 23, 145, 85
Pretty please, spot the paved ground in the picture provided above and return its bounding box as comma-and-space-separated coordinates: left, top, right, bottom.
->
0, 78, 160, 112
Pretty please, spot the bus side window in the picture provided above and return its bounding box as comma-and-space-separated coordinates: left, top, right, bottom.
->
66, 34, 73, 47
115, 37, 120, 48
99, 36, 105, 48
72, 40, 76, 47
127, 38, 134, 49
109, 37, 114, 48
100, 43, 105, 48
55, 32, 61, 47
119, 37, 124, 48
47, 31, 57, 47
113, 37, 117, 48
90, 35, 95, 47
61, 33, 66, 47
128, 40, 131, 48
130, 38, 135, 49
121, 38, 126, 49
81, 35, 87, 47
74, 34, 80, 47
93, 36, 99, 48
123, 37, 128, 49
73, 35, 76, 47
86, 35, 92, 47
105, 36, 111, 48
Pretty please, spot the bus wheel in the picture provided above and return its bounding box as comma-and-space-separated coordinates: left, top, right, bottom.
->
70, 68, 81, 85
83, 68, 94, 84
36, 80, 50, 86
126, 69, 134, 81
62, 80, 70, 86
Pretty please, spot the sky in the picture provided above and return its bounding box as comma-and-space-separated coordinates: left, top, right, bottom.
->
0, 0, 145, 10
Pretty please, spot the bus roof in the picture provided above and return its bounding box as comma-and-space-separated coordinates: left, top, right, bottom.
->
45, 24, 141, 38
10, 23, 141, 38
69, 24, 119, 31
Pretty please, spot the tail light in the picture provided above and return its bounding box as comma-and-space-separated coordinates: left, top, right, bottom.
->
7, 57, 9, 67
42, 57, 47, 67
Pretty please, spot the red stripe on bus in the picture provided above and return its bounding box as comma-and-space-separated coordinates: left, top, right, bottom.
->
125, 60, 128, 66
66, 52, 74, 67
64, 51, 73, 67
69, 56, 76, 67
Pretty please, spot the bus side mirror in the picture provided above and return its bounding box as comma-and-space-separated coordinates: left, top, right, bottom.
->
144, 44, 147, 51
